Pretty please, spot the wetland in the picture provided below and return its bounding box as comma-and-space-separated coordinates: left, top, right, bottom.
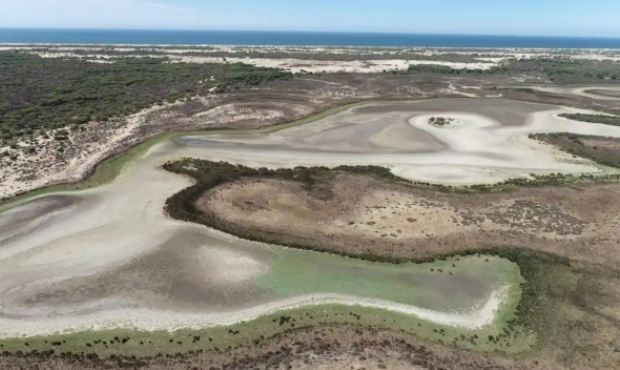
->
2, 65, 620, 369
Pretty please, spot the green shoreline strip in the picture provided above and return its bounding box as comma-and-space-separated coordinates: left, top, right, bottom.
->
0, 254, 531, 357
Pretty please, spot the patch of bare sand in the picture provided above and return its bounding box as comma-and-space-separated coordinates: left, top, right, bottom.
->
0, 92, 317, 200
18, 49, 501, 73
0, 289, 505, 339
0, 101, 177, 199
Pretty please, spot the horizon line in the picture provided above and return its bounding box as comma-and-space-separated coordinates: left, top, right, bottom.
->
2, 27, 620, 40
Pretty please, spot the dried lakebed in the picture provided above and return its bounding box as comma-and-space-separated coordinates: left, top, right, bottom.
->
1, 98, 619, 355
179, 98, 620, 185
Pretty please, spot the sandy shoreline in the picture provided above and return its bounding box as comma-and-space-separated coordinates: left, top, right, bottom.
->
21, 51, 501, 72
0, 290, 506, 339
0, 102, 178, 201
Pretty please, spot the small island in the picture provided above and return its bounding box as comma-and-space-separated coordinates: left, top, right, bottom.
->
428, 116, 455, 127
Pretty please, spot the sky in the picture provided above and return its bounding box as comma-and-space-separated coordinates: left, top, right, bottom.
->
1, 0, 620, 37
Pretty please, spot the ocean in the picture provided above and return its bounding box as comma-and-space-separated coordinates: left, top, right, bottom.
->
1, 29, 620, 49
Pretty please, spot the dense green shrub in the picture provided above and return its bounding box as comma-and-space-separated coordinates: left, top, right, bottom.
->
0, 51, 291, 141
559, 113, 620, 127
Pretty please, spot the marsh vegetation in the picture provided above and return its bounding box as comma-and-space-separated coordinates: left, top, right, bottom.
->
559, 113, 620, 126
161, 158, 620, 370
531, 132, 620, 168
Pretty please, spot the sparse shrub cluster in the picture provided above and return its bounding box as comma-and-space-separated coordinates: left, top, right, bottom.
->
427, 116, 454, 127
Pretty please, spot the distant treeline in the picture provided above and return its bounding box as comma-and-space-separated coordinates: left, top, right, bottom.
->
0, 51, 291, 141
408, 58, 620, 83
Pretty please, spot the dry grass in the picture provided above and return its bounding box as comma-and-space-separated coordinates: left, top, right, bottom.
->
199, 171, 620, 268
